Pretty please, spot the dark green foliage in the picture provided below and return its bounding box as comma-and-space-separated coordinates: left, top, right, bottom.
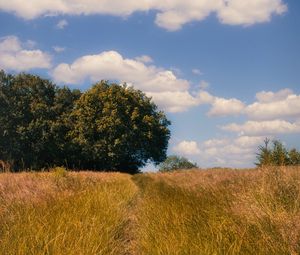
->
0, 71, 81, 171
288, 149, 300, 165
158, 155, 198, 172
0, 71, 170, 173
69, 81, 170, 173
256, 138, 300, 167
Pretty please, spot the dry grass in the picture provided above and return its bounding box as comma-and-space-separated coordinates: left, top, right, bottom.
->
0, 170, 138, 255
1, 167, 300, 254
132, 167, 300, 254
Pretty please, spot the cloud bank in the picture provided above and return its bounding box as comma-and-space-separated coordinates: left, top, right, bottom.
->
0, 0, 287, 30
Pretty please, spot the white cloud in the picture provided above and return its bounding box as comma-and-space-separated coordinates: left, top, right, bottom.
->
0, 36, 52, 71
246, 89, 300, 120
200, 135, 264, 167
135, 55, 153, 64
197, 90, 215, 104
51, 50, 249, 113
53, 46, 66, 53
208, 97, 245, 116
194, 90, 246, 116
0, 0, 288, 30
173, 136, 265, 167
52, 51, 189, 92
217, 0, 287, 26
147, 91, 201, 113
255, 88, 293, 103
222, 120, 300, 136
173, 140, 201, 156
56, 19, 68, 29
52, 50, 200, 112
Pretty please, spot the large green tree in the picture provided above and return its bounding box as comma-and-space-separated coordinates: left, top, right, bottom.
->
0, 71, 80, 171
69, 81, 171, 173
0, 72, 170, 173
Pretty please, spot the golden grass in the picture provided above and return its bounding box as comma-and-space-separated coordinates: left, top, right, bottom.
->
1, 167, 300, 254
0, 171, 138, 255
132, 167, 300, 254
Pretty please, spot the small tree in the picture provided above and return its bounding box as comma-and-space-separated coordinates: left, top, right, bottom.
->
159, 155, 198, 172
256, 138, 272, 167
271, 140, 288, 166
288, 149, 300, 166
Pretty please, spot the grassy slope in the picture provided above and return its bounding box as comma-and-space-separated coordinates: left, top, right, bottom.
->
1, 167, 300, 254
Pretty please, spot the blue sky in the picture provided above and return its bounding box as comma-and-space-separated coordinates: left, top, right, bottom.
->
0, 0, 299, 169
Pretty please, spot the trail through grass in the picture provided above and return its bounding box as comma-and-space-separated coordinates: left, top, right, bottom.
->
1, 167, 300, 254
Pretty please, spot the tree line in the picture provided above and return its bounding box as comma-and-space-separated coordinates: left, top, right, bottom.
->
256, 138, 300, 167
0, 71, 170, 173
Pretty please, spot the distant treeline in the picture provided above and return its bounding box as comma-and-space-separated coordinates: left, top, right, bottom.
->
0, 71, 170, 173
256, 138, 300, 166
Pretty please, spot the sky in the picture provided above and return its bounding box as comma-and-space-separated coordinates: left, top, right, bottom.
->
0, 0, 299, 169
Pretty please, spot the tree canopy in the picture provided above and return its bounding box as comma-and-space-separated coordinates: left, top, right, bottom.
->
69, 81, 170, 173
158, 155, 198, 172
0, 71, 170, 173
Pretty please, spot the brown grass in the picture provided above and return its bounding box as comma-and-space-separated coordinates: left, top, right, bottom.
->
1, 167, 300, 254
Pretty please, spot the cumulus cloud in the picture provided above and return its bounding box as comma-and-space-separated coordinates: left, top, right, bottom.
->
208, 97, 245, 116
222, 120, 300, 136
195, 90, 246, 116
52, 50, 201, 112
218, 0, 287, 25
52, 51, 189, 91
0, 36, 52, 71
201, 135, 264, 167
51, 50, 249, 113
0, 0, 288, 30
173, 136, 264, 167
246, 89, 300, 120
147, 91, 201, 113
56, 19, 68, 29
173, 140, 201, 156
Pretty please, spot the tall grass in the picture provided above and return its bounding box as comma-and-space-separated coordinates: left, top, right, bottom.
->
132, 167, 300, 255
1, 167, 300, 254
0, 171, 137, 255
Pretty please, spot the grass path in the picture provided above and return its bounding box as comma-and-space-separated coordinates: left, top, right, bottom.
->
1, 167, 300, 254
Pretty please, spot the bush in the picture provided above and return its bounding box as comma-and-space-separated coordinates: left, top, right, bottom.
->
158, 155, 198, 172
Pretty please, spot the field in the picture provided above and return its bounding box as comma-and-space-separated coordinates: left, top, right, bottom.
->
1, 167, 300, 254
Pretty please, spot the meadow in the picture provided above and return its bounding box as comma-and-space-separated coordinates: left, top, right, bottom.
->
1, 167, 300, 254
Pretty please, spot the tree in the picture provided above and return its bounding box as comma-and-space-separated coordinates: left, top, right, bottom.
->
0, 72, 170, 173
69, 81, 170, 173
256, 138, 300, 167
288, 148, 300, 166
159, 155, 198, 172
0, 71, 80, 171
271, 140, 288, 166
256, 138, 272, 167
